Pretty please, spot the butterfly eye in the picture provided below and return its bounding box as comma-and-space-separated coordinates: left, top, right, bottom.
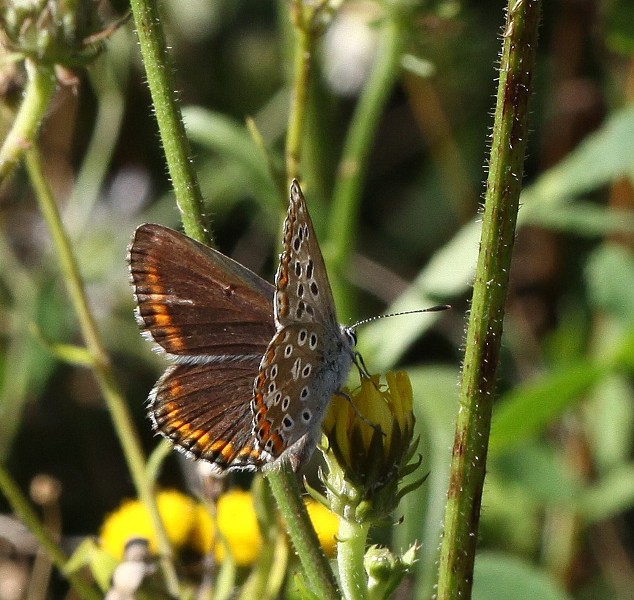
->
344, 328, 357, 347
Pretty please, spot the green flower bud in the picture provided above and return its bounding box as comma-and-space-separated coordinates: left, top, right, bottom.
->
319, 371, 425, 522
0, 0, 114, 68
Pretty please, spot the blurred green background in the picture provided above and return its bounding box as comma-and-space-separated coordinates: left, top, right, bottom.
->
2, 0, 634, 598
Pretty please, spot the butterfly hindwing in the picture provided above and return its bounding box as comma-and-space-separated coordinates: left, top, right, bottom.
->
150, 358, 268, 471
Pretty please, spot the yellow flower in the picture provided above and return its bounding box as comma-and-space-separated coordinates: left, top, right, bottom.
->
208, 489, 262, 566
320, 371, 421, 520
191, 490, 339, 564
99, 490, 197, 560
101, 489, 340, 567
305, 499, 338, 557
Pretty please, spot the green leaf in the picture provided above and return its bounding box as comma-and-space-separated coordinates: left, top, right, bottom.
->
182, 106, 278, 208
473, 552, 572, 600
64, 538, 116, 592
489, 361, 608, 454
604, 0, 634, 55
522, 104, 634, 209
577, 463, 634, 523
359, 220, 480, 368
585, 375, 634, 473
522, 202, 634, 236
585, 244, 634, 324
491, 443, 582, 504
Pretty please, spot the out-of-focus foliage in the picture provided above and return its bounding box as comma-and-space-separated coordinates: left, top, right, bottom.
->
1, 0, 634, 598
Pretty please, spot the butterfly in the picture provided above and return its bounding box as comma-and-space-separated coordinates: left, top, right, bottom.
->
128, 180, 357, 473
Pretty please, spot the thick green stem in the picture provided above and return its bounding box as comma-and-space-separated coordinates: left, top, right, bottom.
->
436, 2, 541, 598
265, 465, 340, 600
0, 59, 56, 185
327, 14, 407, 320
338, 518, 370, 600
128, 0, 210, 245
24, 147, 181, 597
0, 466, 100, 600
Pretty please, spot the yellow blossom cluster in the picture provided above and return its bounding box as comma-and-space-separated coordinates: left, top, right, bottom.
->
100, 488, 337, 566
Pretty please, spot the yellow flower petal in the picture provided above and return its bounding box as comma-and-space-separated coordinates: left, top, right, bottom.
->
215, 490, 262, 566
305, 500, 338, 557
190, 503, 215, 555
100, 490, 197, 559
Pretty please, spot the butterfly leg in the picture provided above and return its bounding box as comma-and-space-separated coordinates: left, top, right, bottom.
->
353, 351, 372, 379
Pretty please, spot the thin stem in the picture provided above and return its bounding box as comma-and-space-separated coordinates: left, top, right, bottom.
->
65, 43, 129, 233
265, 464, 340, 600
267, 3, 339, 596
285, 0, 313, 182
0, 466, 100, 600
327, 13, 407, 320
435, 2, 541, 598
24, 146, 181, 597
0, 59, 56, 185
128, 0, 210, 245
338, 518, 370, 600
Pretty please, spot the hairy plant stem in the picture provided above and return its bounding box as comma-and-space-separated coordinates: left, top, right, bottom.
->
435, 2, 541, 598
338, 518, 370, 600
24, 146, 181, 597
266, 465, 340, 599
285, 0, 314, 182
265, 3, 341, 596
128, 0, 210, 244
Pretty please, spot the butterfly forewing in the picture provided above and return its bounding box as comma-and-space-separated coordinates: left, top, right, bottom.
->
129, 224, 275, 358
129, 223, 276, 471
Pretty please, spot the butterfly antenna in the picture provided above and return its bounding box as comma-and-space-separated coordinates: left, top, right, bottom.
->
349, 304, 451, 331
